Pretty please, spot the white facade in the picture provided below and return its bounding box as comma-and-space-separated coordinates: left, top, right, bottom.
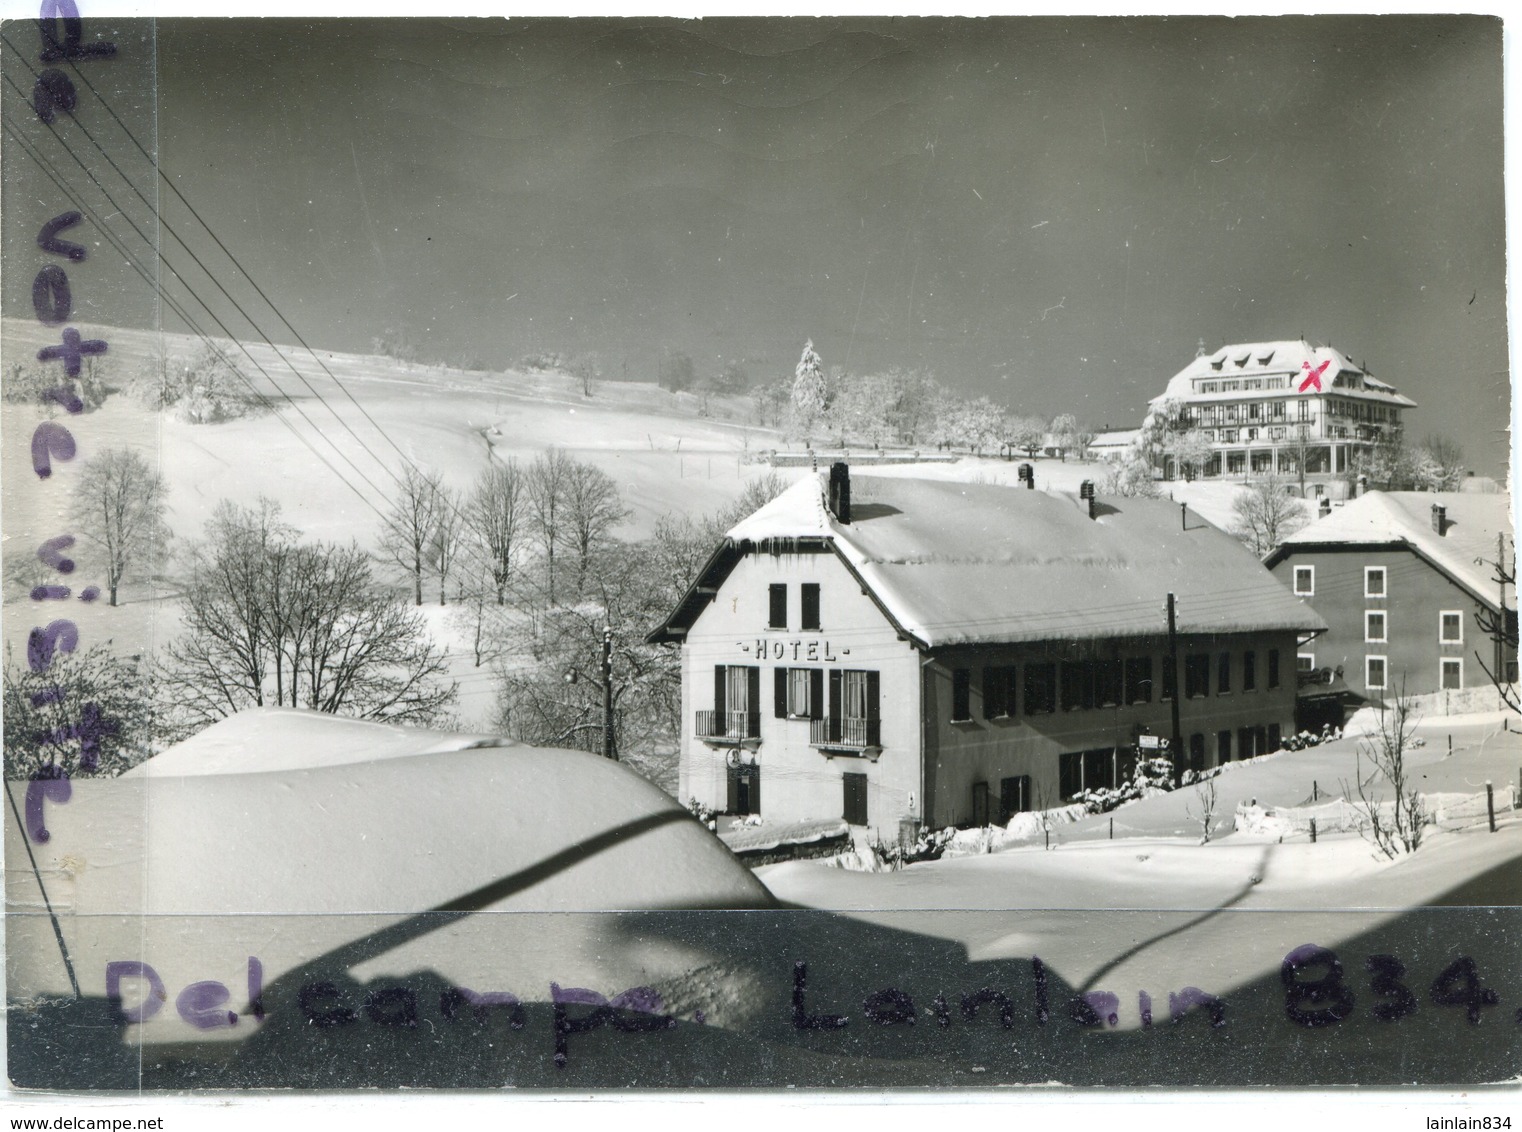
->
678, 546, 922, 836
1153, 340, 1416, 484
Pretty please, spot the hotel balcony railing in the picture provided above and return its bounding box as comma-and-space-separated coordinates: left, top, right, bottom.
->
810, 715, 882, 752
695, 709, 760, 744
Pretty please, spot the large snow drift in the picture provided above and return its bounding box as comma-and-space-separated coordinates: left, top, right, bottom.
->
7, 709, 770, 1047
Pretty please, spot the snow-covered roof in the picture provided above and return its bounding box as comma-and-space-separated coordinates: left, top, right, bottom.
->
124, 707, 511, 776
654, 474, 1325, 648
1268, 491, 1515, 609
1151, 340, 1417, 408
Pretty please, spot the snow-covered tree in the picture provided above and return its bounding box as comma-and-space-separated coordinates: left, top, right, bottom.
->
1005, 415, 1047, 458
1168, 428, 1214, 482
68, 447, 170, 606
788, 339, 828, 440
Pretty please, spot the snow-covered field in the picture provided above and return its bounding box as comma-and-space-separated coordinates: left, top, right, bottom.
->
3, 319, 1140, 732
756, 710, 1522, 1030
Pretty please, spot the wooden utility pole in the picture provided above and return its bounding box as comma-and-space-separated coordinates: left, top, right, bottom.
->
1167, 592, 1183, 773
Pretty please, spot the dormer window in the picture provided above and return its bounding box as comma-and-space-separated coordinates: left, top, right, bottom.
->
1257, 351, 1275, 365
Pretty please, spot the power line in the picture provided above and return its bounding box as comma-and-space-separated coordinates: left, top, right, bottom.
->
2, 119, 396, 531
1, 63, 408, 511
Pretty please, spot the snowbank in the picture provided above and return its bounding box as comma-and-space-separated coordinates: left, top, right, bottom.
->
7, 709, 772, 1047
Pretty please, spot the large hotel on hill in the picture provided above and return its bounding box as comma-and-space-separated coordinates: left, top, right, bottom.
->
1152, 339, 1416, 491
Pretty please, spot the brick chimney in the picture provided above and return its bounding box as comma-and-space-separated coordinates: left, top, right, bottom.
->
828, 462, 851, 524
1431, 504, 1446, 535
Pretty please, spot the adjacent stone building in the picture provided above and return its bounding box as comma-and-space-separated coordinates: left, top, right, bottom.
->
1265, 490, 1516, 712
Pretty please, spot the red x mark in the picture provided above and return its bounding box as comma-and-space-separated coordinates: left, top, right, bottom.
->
1299, 359, 1330, 393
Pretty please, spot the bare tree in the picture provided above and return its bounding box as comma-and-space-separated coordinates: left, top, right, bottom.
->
166, 500, 456, 733
466, 460, 526, 606
427, 484, 463, 606
526, 449, 572, 606
380, 465, 445, 606
1230, 473, 1310, 556
562, 461, 629, 597
1347, 690, 1426, 859
1473, 534, 1518, 712
1185, 777, 1220, 843
68, 447, 171, 607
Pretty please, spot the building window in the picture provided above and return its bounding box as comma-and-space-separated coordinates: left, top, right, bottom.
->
1000, 776, 1031, 821
705, 665, 760, 739
1095, 658, 1123, 708
1024, 662, 1057, 715
1242, 650, 1256, 692
801, 583, 821, 631
1188, 733, 1206, 774
1217, 652, 1232, 694
1366, 655, 1388, 691
951, 668, 972, 723
1185, 654, 1211, 699
1238, 726, 1256, 760
1125, 656, 1154, 704
1061, 660, 1095, 712
1161, 658, 1177, 701
1058, 748, 1122, 801
1217, 729, 1232, 764
1268, 649, 1280, 689
1440, 611, 1463, 644
1294, 566, 1314, 596
1268, 723, 1281, 752
983, 665, 1016, 719
768, 583, 787, 629
1365, 567, 1386, 598
1441, 658, 1463, 690
776, 666, 822, 719
1366, 611, 1387, 643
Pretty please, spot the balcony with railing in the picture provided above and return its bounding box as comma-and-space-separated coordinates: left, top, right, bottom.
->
695, 709, 760, 746
810, 715, 882, 758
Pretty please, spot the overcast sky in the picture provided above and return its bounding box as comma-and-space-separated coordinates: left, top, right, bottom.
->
6, 17, 1510, 472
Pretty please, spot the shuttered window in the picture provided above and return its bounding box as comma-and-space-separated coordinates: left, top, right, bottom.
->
951, 668, 972, 722
982, 666, 1016, 719
1124, 657, 1154, 704
768, 584, 787, 630
1095, 659, 1123, 708
801, 583, 821, 631
1185, 654, 1210, 698
1024, 663, 1057, 715
1268, 649, 1280, 689
1242, 650, 1256, 691
1061, 661, 1095, 712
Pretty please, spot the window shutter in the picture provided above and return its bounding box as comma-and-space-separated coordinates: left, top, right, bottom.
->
714, 666, 727, 716
866, 670, 880, 722
768, 584, 788, 629
801, 583, 820, 631
810, 668, 825, 720
828, 669, 843, 742
774, 667, 789, 718
747, 666, 761, 718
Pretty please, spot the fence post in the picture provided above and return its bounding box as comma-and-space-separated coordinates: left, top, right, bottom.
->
1310, 817, 1317, 844
1448, 734, 1453, 756
1109, 817, 1113, 840
1312, 780, 1318, 802
1487, 782, 1496, 833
